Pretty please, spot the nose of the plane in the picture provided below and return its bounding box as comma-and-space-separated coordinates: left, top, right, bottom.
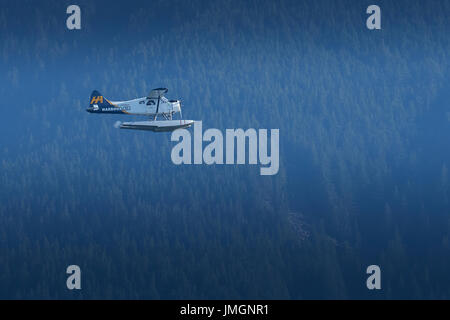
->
86, 106, 93, 113
174, 101, 181, 112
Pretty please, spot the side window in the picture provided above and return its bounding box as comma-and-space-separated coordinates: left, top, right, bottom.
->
147, 100, 155, 105
139, 100, 145, 104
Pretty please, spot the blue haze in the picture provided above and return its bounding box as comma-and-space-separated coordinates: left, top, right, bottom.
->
0, 0, 450, 298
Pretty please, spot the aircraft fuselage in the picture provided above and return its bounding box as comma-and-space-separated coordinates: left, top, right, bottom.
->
86, 96, 181, 117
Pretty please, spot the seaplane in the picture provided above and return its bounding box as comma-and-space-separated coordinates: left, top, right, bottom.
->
86, 88, 194, 132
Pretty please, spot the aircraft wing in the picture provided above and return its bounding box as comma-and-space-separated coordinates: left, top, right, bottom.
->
147, 88, 168, 99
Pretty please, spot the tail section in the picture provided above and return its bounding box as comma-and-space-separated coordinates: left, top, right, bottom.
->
89, 90, 111, 107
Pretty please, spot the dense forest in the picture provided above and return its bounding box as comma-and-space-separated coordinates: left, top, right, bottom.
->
1, 0, 450, 299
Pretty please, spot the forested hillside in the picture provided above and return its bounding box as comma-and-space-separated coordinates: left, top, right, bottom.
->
1, 0, 450, 299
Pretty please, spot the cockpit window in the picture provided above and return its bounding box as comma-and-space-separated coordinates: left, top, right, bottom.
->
147, 99, 155, 105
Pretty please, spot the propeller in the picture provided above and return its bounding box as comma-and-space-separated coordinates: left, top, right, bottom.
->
114, 121, 122, 129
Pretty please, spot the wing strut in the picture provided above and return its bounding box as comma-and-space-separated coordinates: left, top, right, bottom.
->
154, 96, 161, 120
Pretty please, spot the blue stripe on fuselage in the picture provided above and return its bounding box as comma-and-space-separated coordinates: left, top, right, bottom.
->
86, 107, 124, 114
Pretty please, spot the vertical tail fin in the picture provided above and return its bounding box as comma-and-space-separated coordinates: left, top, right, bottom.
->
89, 90, 111, 107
